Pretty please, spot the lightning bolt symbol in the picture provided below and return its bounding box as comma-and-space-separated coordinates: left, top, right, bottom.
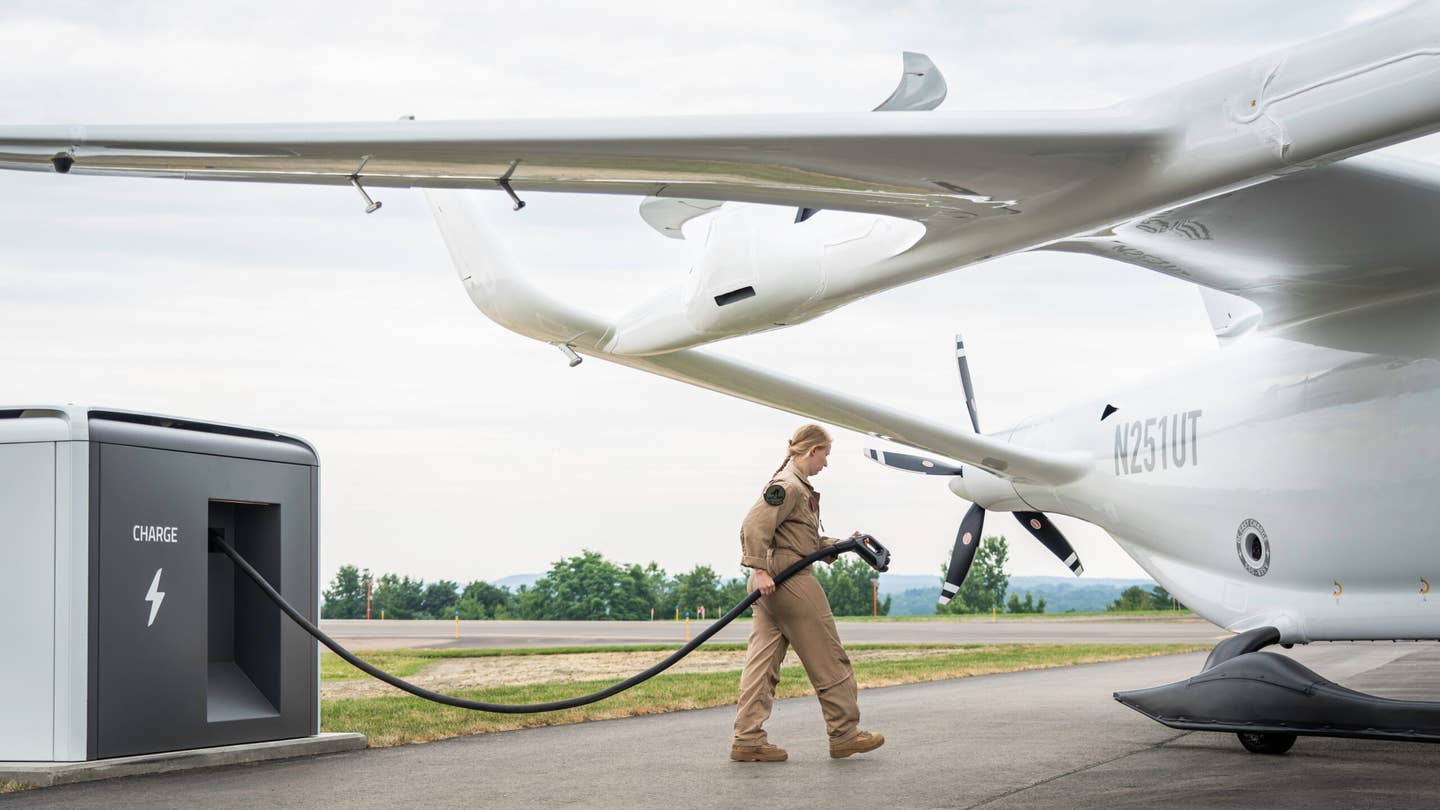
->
145, 568, 166, 628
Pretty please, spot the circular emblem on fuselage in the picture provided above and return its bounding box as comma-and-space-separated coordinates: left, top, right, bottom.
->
1235, 518, 1270, 577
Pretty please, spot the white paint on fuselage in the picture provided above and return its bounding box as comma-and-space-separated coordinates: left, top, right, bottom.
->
1008, 297, 1440, 643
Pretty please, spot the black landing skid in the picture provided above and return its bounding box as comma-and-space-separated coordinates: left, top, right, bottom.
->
1116, 627, 1440, 755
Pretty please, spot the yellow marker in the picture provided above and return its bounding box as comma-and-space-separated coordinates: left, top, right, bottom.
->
381, 609, 385, 620
685, 614, 691, 641
454, 614, 460, 640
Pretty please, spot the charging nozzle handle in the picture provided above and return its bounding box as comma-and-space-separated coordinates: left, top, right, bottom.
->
836, 533, 891, 572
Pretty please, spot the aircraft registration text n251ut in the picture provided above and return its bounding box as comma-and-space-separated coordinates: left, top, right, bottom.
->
1113, 411, 1201, 476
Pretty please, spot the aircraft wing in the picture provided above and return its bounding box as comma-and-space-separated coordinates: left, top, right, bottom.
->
2, 4, 1439, 324
427, 189, 1089, 487
1046, 154, 1440, 334
0, 112, 1162, 224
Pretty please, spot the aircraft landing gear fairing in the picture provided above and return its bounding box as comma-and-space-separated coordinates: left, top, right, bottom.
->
1115, 627, 1440, 755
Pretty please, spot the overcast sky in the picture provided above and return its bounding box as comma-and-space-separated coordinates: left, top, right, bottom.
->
0, 0, 1430, 588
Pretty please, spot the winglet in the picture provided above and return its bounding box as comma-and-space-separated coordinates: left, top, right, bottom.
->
638, 197, 723, 240
874, 52, 947, 112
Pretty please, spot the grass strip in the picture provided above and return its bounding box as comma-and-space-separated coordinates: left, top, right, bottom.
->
838, 610, 1196, 622
321, 643, 1205, 746
0, 781, 32, 794
323, 643, 969, 681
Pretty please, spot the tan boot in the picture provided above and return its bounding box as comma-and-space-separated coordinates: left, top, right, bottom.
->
829, 730, 885, 759
730, 742, 788, 762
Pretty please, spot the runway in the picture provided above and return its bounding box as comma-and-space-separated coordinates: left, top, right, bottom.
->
321, 615, 1227, 650
15, 642, 1440, 807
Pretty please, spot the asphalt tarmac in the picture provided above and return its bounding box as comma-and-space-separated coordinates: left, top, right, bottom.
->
321, 615, 1228, 650
13, 642, 1440, 808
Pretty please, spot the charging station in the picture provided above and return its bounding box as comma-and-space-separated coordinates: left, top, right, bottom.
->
0, 406, 320, 762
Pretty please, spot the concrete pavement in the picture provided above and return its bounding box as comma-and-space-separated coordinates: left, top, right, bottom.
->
10, 642, 1440, 808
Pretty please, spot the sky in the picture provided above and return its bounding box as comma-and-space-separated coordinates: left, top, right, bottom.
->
0, 0, 1430, 588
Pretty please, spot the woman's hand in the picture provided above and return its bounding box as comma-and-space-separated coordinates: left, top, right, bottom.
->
753, 570, 776, 597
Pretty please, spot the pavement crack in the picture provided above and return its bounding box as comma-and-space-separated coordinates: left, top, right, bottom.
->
960, 730, 1193, 809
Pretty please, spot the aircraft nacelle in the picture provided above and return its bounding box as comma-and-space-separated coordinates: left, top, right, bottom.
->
946, 464, 1028, 512
605, 204, 925, 355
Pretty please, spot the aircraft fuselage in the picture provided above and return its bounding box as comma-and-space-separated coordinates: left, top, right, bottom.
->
1010, 298, 1440, 643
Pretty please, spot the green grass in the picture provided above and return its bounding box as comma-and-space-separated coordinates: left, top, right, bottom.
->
320, 642, 1206, 746
838, 610, 1196, 622
321, 642, 989, 681
323, 644, 749, 681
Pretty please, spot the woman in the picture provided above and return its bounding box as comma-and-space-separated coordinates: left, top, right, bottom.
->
730, 423, 885, 762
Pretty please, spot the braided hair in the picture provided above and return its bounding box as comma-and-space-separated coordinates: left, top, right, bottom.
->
772, 423, 833, 476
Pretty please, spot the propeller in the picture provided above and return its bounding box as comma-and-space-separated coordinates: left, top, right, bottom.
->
863, 448, 964, 476
865, 333, 1085, 605
941, 504, 985, 604
955, 334, 980, 433
1014, 511, 1083, 576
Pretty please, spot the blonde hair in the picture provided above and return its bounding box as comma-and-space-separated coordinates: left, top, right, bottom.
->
773, 423, 833, 476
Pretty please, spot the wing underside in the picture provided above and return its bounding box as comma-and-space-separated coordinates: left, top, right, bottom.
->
0, 113, 1158, 225
1045, 155, 1440, 333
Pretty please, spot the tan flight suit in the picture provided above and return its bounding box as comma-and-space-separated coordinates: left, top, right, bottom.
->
732, 460, 861, 745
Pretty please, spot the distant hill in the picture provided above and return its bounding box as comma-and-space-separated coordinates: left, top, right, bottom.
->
491, 573, 541, 591
880, 574, 1162, 615
877, 573, 942, 594
489, 571, 1159, 615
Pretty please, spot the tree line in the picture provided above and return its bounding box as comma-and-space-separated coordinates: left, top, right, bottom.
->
1106, 584, 1186, 612
321, 549, 892, 621
931, 535, 1186, 615
933, 535, 1045, 615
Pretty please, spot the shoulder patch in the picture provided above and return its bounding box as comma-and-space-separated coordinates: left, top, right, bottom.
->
763, 484, 786, 506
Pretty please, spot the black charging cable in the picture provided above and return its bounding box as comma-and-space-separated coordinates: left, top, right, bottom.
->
212, 534, 889, 714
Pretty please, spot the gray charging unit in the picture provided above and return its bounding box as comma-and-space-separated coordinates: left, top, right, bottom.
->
0, 406, 319, 762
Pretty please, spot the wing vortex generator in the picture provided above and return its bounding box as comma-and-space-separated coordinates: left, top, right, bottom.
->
0, 405, 889, 762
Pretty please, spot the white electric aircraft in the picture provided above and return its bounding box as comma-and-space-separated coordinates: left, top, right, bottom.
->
6, 2, 1440, 754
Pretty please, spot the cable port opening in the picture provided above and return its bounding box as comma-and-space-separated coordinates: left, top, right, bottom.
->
207, 502, 283, 723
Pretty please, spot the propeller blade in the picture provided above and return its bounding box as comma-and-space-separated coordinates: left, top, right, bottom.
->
1015, 511, 1084, 576
864, 448, 964, 476
941, 503, 986, 604
955, 334, 980, 433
